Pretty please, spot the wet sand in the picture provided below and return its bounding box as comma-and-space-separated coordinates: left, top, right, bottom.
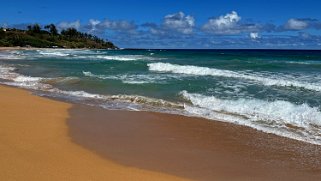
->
1, 84, 321, 180
68, 105, 321, 181
0, 85, 188, 181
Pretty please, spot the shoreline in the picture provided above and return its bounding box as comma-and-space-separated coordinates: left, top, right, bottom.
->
0, 46, 117, 51
68, 104, 321, 180
0, 83, 321, 180
0, 85, 188, 180
0, 47, 58, 51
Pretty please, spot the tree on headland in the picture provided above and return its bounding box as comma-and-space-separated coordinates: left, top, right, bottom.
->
61, 28, 79, 37
44, 24, 58, 35
0, 27, 5, 39
0, 24, 117, 49
27, 24, 41, 34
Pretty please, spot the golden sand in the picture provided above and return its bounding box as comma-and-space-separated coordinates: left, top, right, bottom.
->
0, 85, 188, 181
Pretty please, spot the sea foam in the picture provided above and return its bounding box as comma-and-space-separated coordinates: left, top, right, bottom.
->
83, 71, 181, 84
180, 90, 321, 145
148, 62, 321, 92
94, 55, 162, 61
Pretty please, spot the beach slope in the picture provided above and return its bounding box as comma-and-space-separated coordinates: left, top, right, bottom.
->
0, 85, 187, 181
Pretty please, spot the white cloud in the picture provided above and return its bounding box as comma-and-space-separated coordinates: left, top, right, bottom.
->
89, 19, 101, 26
163, 12, 195, 34
82, 19, 137, 34
57, 20, 81, 30
202, 11, 241, 34
87, 19, 101, 32
98, 19, 136, 32
284, 19, 308, 30
250, 32, 260, 40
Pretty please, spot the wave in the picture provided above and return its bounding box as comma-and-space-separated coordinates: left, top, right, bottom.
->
37, 49, 101, 55
0, 51, 26, 60
180, 90, 321, 145
94, 55, 162, 61
1, 49, 163, 62
148, 62, 321, 92
42, 77, 81, 85
83, 71, 180, 84
0, 64, 182, 110
36, 50, 161, 61
0, 65, 18, 79
36, 51, 160, 61
0, 64, 81, 91
284, 60, 321, 65
95, 55, 143, 61
0, 64, 53, 90
83, 71, 153, 84
2, 63, 321, 145
38, 51, 70, 57
44, 89, 183, 110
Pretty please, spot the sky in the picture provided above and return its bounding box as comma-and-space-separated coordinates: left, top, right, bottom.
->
1, 0, 321, 49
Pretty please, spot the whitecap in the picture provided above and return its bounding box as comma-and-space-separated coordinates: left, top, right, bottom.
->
180, 90, 321, 145
95, 55, 160, 61
148, 62, 321, 92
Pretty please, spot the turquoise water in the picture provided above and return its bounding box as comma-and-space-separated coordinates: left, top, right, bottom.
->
1, 49, 321, 145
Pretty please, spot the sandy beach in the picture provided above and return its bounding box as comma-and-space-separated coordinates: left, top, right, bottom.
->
1, 0, 321, 180
68, 105, 321, 180
0, 47, 43, 51
0, 85, 188, 181
1, 85, 321, 180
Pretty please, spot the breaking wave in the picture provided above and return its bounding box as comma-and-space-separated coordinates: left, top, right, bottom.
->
94, 55, 159, 61
0, 64, 182, 111
148, 62, 321, 92
180, 90, 321, 145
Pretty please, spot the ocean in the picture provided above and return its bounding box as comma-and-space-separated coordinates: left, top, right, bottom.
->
1, 49, 321, 145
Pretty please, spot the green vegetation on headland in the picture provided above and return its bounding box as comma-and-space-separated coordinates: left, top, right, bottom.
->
0, 24, 117, 49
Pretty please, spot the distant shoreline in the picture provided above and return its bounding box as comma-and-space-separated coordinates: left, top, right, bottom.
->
1, 47, 320, 51
0, 46, 116, 51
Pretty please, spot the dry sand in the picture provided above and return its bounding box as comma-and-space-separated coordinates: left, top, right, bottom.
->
0, 85, 188, 181
0, 47, 41, 51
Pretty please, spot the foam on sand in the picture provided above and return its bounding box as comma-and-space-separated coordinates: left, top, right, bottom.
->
180, 90, 321, 145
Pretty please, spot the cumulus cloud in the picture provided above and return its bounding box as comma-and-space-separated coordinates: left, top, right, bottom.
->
250, 32, 260, 40
89, 19, 101, 26
82, 18, 138, 35
283, 18, 321, 31
284, 18, 308, 30
37, 12, 321, 48
143, 12, 195, 36
97, 19, 137, 32
85, 19, 101, 32
57, 20, 80, 30
163, 12, 195, 34
202, 11, 241, 34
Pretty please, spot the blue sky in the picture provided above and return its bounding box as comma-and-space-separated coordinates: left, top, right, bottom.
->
1, 0, 321, 49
